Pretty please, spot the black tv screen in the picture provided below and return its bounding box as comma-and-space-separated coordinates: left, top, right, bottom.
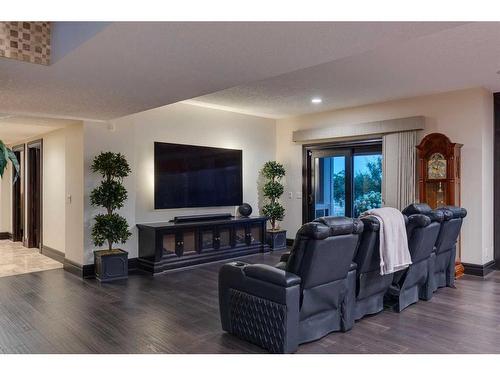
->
154, 142, 243, 209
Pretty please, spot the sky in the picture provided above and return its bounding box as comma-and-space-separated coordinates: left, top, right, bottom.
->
330, 153, 382, 175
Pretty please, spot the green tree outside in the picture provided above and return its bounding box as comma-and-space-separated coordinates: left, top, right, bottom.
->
331, 155, 382, 216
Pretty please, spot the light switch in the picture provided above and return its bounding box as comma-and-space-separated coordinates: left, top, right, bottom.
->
296, 192, 303, 199
288, 192, 293, 199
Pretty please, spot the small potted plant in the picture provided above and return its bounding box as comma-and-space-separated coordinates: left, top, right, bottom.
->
261, 161, 287, 250
91, 152, 132, 282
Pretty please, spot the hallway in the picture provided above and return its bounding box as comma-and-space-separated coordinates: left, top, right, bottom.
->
0, 240, 62, 278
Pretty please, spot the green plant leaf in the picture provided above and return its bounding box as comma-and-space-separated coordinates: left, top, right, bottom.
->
91, 152, 131, 180
263, 180, 284, 199
7, 148, 20, 183
0, 141, 19, 182
90, 151, 131, 250
261, 160, 286, 230
262, 161, 286, 180
90, 180, 128, 211
0, 146, 6, 178
91, 213, 131, 250
262, 202, 285, 221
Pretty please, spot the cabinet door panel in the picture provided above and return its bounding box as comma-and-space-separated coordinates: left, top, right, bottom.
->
162, 232, 177, 257
248, 223, 263, 245
234, 225, 247, 247
200, 227, 216, 252
217, 226, 232, 249
182, 230, 197, 256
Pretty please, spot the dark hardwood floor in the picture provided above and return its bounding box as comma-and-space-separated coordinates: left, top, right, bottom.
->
0, 249, 499, 354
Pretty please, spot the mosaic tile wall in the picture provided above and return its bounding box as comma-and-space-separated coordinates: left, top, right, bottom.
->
0, 21, 51, 65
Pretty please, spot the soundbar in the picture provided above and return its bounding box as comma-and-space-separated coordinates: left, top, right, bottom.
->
172, 213, 233, 223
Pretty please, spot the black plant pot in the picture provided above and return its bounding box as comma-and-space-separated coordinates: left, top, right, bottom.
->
94, 249, 128, 282
266, 230, 287, 250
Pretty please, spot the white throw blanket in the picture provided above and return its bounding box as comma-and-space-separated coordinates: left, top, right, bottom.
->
361, 207, 412, 275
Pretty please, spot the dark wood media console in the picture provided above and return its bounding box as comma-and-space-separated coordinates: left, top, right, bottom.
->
137, 216, 269, 274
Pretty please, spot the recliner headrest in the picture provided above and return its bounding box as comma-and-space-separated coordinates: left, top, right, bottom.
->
427, 209, 444, 223
435, 208, 453, 221
296, 222, 331, 240
360, 216, 380, 232
407, 214, 431, 228
313, 216, 364, 235
402, 203, 432, 216
437, 205, 467, 219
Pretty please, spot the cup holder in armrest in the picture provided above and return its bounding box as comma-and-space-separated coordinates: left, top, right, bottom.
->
231, 261, 247, 267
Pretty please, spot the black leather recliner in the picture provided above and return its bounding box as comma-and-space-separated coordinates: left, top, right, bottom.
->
218, 217, 363, 353
426, 205, 467, 291
351, 216, 394, 321
385, 203, 443, 312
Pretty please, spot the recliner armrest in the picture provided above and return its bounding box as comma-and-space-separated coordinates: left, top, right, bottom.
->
360, 216, 380, 231
218, 261, 301, 353
244, 264, 301, 287
279, 252, 291, 263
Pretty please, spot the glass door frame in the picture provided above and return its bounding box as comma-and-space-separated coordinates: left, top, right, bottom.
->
302, 139, 382, 224
310, 148, 353, 219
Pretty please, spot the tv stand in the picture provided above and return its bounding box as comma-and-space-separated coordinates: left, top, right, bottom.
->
137, 216, 269, 274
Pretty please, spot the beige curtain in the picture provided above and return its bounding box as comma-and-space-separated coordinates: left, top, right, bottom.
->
382, 131, 418, 210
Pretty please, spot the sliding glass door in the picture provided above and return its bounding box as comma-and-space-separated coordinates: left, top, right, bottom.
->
304, 142, 382, 222
353, 152, 383, 217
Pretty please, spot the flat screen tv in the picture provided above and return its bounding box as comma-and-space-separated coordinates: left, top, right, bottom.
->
154, 142, 243, 209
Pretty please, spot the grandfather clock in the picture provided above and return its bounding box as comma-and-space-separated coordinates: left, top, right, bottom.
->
416, 133, 463, 277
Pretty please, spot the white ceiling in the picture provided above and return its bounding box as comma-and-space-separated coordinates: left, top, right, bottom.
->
193, 22, 500, 118
0, 21, 467, 121
0, 115, 75, 145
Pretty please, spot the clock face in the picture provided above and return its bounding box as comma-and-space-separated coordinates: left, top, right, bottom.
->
428, 153, 447, 179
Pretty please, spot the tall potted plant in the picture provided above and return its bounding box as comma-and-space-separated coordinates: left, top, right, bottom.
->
261, 161, 287, 250
91, 152, 132, 282
0, 140, 20, 182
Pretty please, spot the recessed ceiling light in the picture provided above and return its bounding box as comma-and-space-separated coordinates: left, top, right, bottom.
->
311, 98, 322, 104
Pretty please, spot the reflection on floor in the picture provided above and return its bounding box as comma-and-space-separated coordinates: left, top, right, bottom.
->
0, 240, 62, 278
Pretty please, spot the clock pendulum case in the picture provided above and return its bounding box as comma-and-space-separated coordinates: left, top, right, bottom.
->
416, 132, 463, 277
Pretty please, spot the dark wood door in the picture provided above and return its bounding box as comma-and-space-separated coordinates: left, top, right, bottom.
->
27, 140, 42, 249
11, 147, 24, 242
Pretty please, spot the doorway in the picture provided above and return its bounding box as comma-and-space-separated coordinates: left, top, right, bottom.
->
27, 140, 42, 249
11, 144, 24, 242
303, 140, 383, 223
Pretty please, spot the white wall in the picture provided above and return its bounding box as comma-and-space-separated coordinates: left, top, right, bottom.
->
83, 102, 276, 264
65, 123, 85, 264
276, 88, 494, 265
43, 129, 66, 252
